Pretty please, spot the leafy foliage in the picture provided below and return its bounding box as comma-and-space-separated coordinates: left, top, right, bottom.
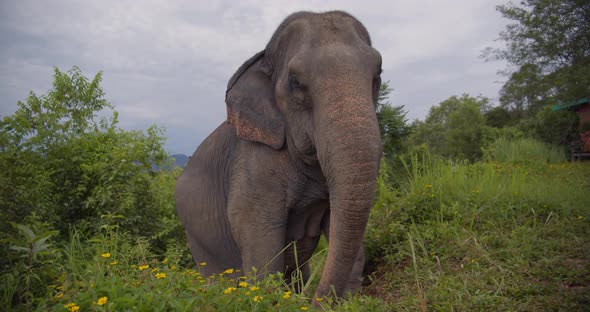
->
410, 94, 489, 162
3, 222, 60, 309
498, 63, 550, 117
530, 106, 579, 148
376, 82, 411, 157
485, 0, 590, 115
0, 67, 184, 281
484, 106, 513, 128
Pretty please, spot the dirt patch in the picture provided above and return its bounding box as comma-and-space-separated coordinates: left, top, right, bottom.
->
361, 256, 411, 303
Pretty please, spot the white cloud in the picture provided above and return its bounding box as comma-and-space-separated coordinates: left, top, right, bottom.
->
1, 0, 508, 153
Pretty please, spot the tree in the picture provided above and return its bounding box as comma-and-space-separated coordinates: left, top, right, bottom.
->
410, 94, 489, 161
485, 0, 590, 116
485, 106, 513, 128
498, 63, 550, 117
0, 67, 174, 244
531, 106, 579, 147
376, 81, 411, 157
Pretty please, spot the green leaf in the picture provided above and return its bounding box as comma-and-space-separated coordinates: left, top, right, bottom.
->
14, 223, 36, 242
10, 246, 30, 253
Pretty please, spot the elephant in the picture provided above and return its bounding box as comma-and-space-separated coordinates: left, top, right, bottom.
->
175, 10, 383, 299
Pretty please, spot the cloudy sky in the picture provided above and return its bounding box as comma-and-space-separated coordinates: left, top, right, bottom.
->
1, 0, 508, 155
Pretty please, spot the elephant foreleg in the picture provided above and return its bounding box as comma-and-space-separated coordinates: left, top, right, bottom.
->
227, 195, 288, 278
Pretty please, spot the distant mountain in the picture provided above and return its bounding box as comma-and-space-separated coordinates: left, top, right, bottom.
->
170, 154, 189, 168
150, 154, 190, 171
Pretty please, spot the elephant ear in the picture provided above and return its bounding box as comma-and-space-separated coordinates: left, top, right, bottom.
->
225, 50, 285, 150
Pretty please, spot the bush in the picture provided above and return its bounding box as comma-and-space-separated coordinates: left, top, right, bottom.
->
409, 94, 489, 162
0, 67, 185, 276
376, 82, 411, 158
514, 106, 579, 150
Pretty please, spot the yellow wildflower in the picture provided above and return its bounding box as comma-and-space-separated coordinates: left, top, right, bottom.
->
222, 268, 234, 274
101, 253, 111, 258
64, 303, 80, 312
301, 307, 308, 311
162, 258, 168, 264
199, 262, 207, 266
239, 276, 247, 280
283, 291, 291, 299
224, 287, 237, 294
96, 296, 108, 305
315, 297, 323, 302
250, 286, 259, 291
110, 260, 118, 265
138, 264, 149, 271
152, 267, 159, 273
253, 295, 263, 302
155, 272, 166, 279
238, 281, 248, 288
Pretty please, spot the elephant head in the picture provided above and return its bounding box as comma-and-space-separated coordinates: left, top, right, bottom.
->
225, 11, 382, 298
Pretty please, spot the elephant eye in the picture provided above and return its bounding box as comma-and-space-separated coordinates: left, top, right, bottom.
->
288, 74, 304, 92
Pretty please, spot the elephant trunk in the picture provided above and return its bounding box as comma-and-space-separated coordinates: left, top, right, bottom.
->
313, 89, 382, 298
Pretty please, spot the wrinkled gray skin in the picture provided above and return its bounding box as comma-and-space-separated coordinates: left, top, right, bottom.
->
176, 11, 382, 299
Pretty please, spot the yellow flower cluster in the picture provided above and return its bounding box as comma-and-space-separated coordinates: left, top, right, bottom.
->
283, 291, 291, 299
238, 281, 248, 288
222, 268, 234, 274
101, 253, 111, 258
64, 303, 80, 312
250, 286, 259, 291
253, 295, 263, 302
138, 264, 150, 271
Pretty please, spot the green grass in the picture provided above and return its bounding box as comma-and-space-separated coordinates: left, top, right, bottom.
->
364, 154, 590, 311
485, 137, 567, 164
2, 153, 589, 311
